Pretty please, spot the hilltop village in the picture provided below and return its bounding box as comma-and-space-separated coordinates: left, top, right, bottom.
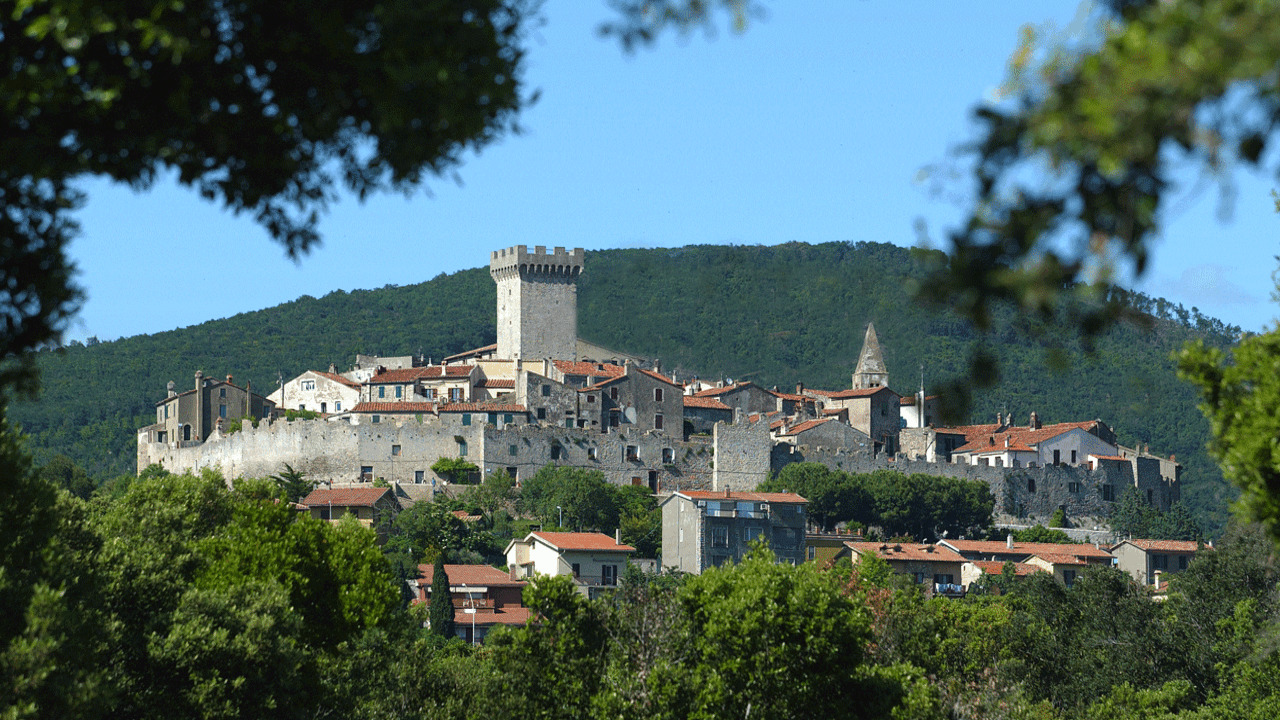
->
138, 245, 1182, 533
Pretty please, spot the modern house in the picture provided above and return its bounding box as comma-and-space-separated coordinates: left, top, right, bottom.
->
660, 489, 808, 573
1109, 539, 1209, 587
412, 563, 531, 644
505, 531, 635, 598
838, 541, 967, 596
300, 486, 400, 533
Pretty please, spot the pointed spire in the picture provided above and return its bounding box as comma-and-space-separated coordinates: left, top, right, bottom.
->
852, 322, 889, 390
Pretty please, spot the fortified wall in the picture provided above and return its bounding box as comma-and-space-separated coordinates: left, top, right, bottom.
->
137, 416, 771, 497
772, 444, 1179, 526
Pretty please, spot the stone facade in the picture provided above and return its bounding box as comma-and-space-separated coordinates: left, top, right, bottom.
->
143, 371, 274, 447
661, 490, 809, 573
491, 245, 583, 362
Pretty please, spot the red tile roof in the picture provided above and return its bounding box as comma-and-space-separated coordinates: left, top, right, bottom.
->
969, 560, 1046, 577
948, 420, 1108, 455
552, 360, 626, 378
437, 403, 527, 413
637, 368, 681, 386
844, 542, 965, 563
443, 344, 498, 363
822, 408, 847, 416
770, 390, 812, 402
301, 487, 391, 507
351, 402, 438, 413
314, 371, 361, 388
369, 366, 474, 384
1113, 539, 1206, 553
530, 532, 636, 553
451, 510, 482, 523
942, 539, 1113, 561
1091, 454, 1129, 462
778, 417, 836, 435
678, 490, 808, 504
1030, 552, 1090, 567
683, 395, 732, 410
416, 563, 526, 587
478, 379, 515, 389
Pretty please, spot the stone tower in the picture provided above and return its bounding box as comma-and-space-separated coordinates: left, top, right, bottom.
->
490, 245, 584, 361
852, 321, 889, 389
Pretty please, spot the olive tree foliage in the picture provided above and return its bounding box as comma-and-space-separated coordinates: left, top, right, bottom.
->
0, 0, 536, 392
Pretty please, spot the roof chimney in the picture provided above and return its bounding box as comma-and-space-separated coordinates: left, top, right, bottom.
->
1030, 411, 1041, 430
615, 528, 621, 545
796, 382, 804, 394
167, 380, 176, 398
1006, 533, 1014, 549
226, 374, 233, 385
329, 362, 337, 374
724, 488, 731, 498
997, 412, 1003, 427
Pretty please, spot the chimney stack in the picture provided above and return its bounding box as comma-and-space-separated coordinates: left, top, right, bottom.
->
1030, 411, 1041, 430
796, 382, 805, 394
329, 362, 337, 374
226, 374, 233, 385
1006, 533, 1014, 549
615, 528, 621, 545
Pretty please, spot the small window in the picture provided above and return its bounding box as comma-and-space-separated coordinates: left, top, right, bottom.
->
320, 402, 327, 413
371, 414, 381, 424
588, 447, 598, 460
1071, 450, 1077, 464
537, 407, 547, 420
458, 440, 468, 457
654, 413, 664, 430
391, 444, 401, 456
631, 476, 642, 486
164, 405, 170, 419
423, 389, 435, 400
610, 411, 620, 428
662, 448, 674, 463
1178, 556, 1188, 570
219, 404, 227, 418
1146, 489, 1154, 504
462, 414, 471, 426
1053, 449, 1061, 465
395, 386, 402, 398
550, 444, 562, 460
335, 401, 341, 412
301, 380, 315, 391
1068, 482, 1081, 493
378, 386, 385, 399
610, 387, 618, 401
360, 465, 373, 478
450, 388, 463, 402
509, 444, 518, 456
807, 546, 816, 560
489, 412, 498, 425
1153, 554, 1168, 570
504, 413, 513, 424
586, 394, 595, 404
626, 445, 639, 461
157, 431, 167, 443
1027, 478, 1036, 493
1063, 569, 1077, 587
1102, 485, 1115, 502
299, 403, 306, 411
219, 388, 226, 397
571, 563, 580, 577
711, 526, 729, 548
414, 470, 424, 483
565, 419, 574, 428
541, 384, 551, 397
654, 388, 664, 402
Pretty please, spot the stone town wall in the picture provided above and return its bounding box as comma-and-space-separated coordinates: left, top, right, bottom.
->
771, 445, 1174, 527
483, 425, 715, 492
712, 420, 772, 492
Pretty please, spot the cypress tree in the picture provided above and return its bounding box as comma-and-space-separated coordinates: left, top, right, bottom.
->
428, 556, 455, 638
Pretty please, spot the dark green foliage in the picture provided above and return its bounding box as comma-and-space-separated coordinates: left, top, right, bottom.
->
36, 453, 95, 499
762, 463, 994, 540
271, 464, 315, 504
1112, 489, 1204, 541
1014, 525, 1076, 544
427, 557, 455, 639
431, 457, 480, 484
1050, 507, 1068, 528
9, 242, 1238, 534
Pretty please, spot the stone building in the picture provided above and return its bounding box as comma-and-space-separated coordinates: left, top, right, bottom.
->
660, 490, 808, 573
267, 369, 360, 414
144, 371, 274, 445
491, 245, 583, 362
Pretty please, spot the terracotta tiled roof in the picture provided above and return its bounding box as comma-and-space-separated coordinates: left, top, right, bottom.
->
844, 542, 965, 563
530, 532, 636, 552
1113, 539, 1206, 553
969, 560, 1046, 577
553, 360, 626, 378
770, 390, 812, 402
769, 418, 787, 431
1030, 552, 1090, 566
899, 394, 939, 406
437, 402, 527, 413
678, 490, 808, 504
462, 607, 534, 626
478, 379, 515, 389
369, 366, 474, 384
301, 487, 390, 507
637, 368, 681, 386
443, 344, 498, 363
949, 420, 1108, 455
314, 371, 361, 388
778, 417, 836, 435
416, 563, 526, 587
822, 408, 847, 416
451, 510, 482, 523
747, 411, 781, 422
683, 395, 732, 410
942, 539, 1113, 561
351, 402, 437, 413
1091, 454, 1129, 462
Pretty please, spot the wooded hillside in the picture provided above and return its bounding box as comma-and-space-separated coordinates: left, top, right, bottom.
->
9, 242, 1240, 532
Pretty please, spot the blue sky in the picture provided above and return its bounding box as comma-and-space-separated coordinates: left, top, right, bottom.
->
65, 1, 1279, 345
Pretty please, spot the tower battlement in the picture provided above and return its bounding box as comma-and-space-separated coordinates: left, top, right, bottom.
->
491, 245, 585, 361
490, 245, 584, 281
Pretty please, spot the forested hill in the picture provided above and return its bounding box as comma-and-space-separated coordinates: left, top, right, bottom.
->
10, 241, 1241, 532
